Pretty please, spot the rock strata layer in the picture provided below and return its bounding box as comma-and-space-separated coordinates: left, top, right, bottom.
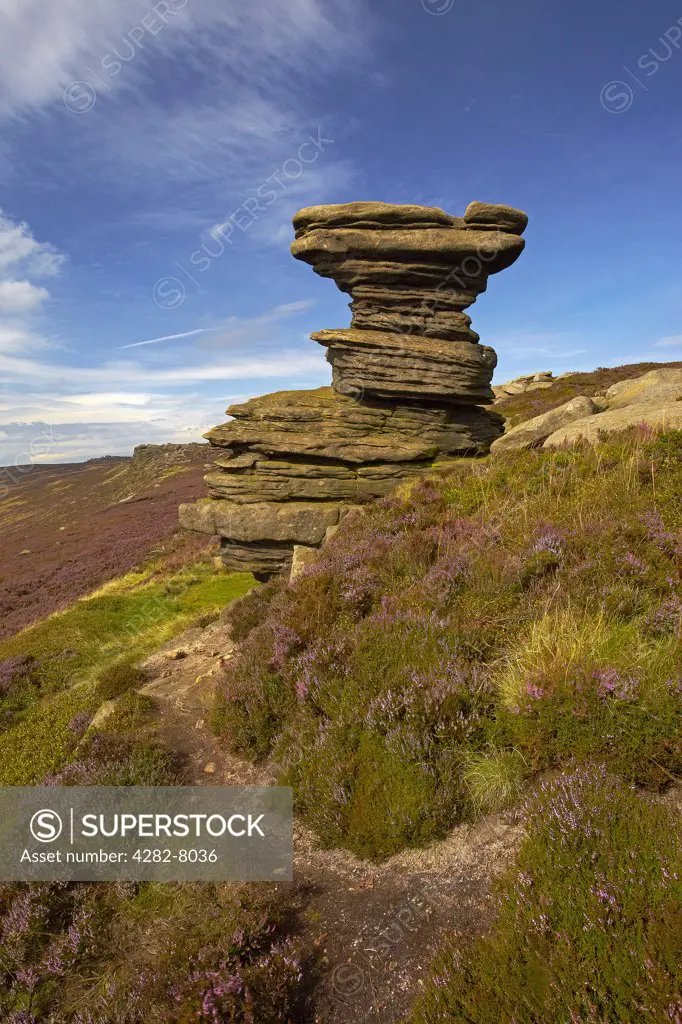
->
179, 200, 527, 576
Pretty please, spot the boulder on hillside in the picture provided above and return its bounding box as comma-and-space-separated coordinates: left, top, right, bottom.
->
543, 404, 682, 448
492, 371, 555, 401
491, 396, 599, 453
604, 368, 682, 408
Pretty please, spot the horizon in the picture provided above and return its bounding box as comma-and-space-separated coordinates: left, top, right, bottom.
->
3, 0, 682, 464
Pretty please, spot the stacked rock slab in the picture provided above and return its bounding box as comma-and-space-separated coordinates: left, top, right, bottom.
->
179, 201, 528, 578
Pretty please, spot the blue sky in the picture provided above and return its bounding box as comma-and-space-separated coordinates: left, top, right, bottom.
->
2, 0, 682, 464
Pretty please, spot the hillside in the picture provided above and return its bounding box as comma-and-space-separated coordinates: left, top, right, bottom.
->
0, 444, 211, 639
215, 418, 682, 1020
0, 389, 681, 1020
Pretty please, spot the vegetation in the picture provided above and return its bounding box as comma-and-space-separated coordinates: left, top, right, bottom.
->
219, 427, 682, 859
410, 767, 682, 1023
0, 562, 253, 784
0, 878, 302, 1022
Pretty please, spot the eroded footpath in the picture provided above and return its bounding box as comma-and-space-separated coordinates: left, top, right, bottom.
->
136, 616, 523, 1024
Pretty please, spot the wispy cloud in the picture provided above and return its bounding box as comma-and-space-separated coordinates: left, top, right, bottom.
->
491, 330, 588, 360
654, 334, 682, 348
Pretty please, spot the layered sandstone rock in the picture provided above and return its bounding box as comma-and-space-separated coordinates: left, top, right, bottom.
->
180, 200, 527, 576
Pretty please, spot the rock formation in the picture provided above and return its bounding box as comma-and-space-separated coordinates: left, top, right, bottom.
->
179, 200, 528, 577
543, 368, 682, 448
489, 368, 682, 452
492, 371, 555, 401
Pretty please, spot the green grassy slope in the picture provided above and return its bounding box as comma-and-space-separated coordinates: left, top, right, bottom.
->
0, 563, 253, 784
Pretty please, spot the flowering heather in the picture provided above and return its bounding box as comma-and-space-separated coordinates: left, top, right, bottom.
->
642, 508, 682, 557
220, 429, 682, 855
531, 525, 565, 557
0, 656, 36, 696
0, 454, 210, 639
593, 666, 639, 700
0, 880, 302, 1023
646, 595, 682, 636
411, 767, 682, 1023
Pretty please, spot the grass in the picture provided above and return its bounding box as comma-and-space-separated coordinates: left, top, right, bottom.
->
0, 562, 254, 784
217, 427, 682, 859
409, 767, 682, 1023
461, 749, 527, 813
0, 557, 305, 1023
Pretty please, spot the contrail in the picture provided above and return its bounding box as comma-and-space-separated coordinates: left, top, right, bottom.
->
118, 328, 209, 350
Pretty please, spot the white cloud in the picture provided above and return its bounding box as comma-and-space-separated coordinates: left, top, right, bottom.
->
654, 334, 682, 348
0, 210, 65, 276
0, 350, 327, 389
0, 279, 49, 312
0, 212, 65, 360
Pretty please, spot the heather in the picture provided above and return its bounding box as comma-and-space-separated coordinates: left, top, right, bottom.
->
218, 428, 682, 858
0, 563, 253, 784
0, 450, 211, 640
409, 767, 682, 1023
0, 878, 302, 1023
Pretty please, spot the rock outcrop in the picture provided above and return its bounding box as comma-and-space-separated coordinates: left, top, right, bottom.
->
489, 367, 682, 452
492, 371, 555, 402
179, 200, 527, 577
490, 396, 600, 453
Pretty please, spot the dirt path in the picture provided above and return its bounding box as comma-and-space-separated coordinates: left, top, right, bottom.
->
137, 618, 524, 1023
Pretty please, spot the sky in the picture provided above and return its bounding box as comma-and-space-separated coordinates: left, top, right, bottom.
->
2, 0, 682, 464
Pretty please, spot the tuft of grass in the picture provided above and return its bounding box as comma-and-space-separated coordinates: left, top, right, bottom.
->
461, 749, 527, 813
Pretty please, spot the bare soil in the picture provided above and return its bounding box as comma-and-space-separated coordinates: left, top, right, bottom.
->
138, 620, 524, 1024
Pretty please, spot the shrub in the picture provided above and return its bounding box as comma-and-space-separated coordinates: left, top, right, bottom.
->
225, 578, 283, 641
409, 767, 682, 1023
0, 880, 303, 1022
216, 431, 682, 858
0, 655, 42, 731
95, 661, 146, 700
